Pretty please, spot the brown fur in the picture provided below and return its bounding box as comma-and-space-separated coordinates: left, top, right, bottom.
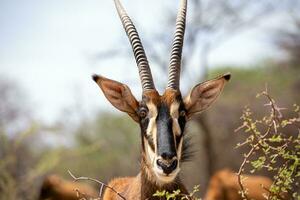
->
162, 89, 182, 106
204, 169, 273, 200
39, 175, 98, 200
94, 75, 140, 122
103, 174, 188, 200
143, 90, 161, 105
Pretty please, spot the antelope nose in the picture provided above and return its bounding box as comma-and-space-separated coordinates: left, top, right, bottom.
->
156, 159, 178, 175
161, 152, 176, 160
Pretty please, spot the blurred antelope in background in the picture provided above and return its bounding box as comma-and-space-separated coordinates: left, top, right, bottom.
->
204, 169, 273, 200
39, 175, 98, 200
93, 0, 230, 199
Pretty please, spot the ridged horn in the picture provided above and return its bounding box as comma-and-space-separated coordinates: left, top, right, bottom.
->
113, 0, 155, 91
167, 0, 187, 90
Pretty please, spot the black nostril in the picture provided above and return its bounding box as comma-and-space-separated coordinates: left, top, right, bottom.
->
156, 159, 178, 175
156, 159, 165, 169
157, 159, 162, 166
169, 159, 178, 171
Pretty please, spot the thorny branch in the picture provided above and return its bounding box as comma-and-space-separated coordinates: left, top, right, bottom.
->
68, 170, 126, 200
235, 87, 300, 200
236, 143, 258, 200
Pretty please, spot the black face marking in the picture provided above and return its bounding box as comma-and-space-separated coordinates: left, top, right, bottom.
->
156, 104, 177, 159
178, 102, 187, 134
139, 103, 149, 131
139, 106, 148, 119
138, 101, 154, 151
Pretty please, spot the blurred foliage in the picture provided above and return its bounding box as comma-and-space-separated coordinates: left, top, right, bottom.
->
274, 17, 300, 68
0, 124, 63, 200
54, 113, 140, 183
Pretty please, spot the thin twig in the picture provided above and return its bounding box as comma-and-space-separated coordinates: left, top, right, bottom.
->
262, 186, 286, 200
237, 144, 258, 200
68, 170, 126, 200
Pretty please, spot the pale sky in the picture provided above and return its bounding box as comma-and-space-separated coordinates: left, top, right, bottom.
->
0, 0, 288, 123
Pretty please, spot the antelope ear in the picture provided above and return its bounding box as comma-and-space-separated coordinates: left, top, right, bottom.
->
92, 74, 139, 122
184, 73, 231, 120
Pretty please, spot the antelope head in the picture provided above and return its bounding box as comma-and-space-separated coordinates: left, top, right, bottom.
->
93, 0, 230, 185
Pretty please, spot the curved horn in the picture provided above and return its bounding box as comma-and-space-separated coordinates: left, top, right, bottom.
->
113, 0, 155, 91
167, 0, 187, 90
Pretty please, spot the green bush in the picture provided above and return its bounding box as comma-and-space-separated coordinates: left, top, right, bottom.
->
236, 88, 300, 200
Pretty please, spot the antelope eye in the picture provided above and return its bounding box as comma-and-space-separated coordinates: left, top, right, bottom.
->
179, 110, 186, 117
139, 108, 148, 118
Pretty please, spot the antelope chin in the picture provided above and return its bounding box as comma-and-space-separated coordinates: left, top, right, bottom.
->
153, 166, 180, 184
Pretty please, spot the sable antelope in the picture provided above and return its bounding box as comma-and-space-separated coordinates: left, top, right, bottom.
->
204, 169, 273, 200
39, 175, 98, 200
92, 0, 230, 199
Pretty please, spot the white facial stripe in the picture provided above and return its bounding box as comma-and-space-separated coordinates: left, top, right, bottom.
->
170, 102, 180, 118
170, 102, 181, 136
172, 118, 181, 136
177, 137, 183, 160
145, 138, 156, 166
147, 117, 156, 136
146, 102, 158, 152
147, 102, 158, 118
